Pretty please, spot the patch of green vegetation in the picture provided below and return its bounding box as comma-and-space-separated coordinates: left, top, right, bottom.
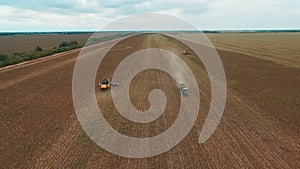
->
0, 33, 133, 68
84, 33, 132, 46
35, 46, 43, 52
0, 53, 8, 61
0, 41, 82, 68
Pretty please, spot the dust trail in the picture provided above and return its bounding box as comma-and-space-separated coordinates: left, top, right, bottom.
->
168, 48, 185, 84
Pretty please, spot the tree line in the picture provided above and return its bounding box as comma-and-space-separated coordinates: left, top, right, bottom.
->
0, 41, 81, 68
0, 33, 133, 68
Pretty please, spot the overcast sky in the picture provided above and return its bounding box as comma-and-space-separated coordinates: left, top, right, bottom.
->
0, 0, 299, 32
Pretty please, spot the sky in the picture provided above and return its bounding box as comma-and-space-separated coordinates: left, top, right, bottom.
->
0, 0, 299, 32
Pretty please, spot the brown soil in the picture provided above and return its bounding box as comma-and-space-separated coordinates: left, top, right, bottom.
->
207, 33, 300, 68
0, 33, 299, 168
0, 33, 117, 55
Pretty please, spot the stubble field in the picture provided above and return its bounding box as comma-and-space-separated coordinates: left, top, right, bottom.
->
0, 33, 299, 168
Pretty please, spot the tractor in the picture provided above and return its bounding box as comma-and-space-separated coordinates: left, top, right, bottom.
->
98, 78, 111, 90
183, 50, 191, 55
98, 78, 119, 90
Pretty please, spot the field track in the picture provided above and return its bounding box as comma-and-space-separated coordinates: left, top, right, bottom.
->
0, 33, 299, 168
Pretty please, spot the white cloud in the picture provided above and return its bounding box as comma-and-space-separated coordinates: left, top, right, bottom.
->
134, 2, 151, 9
0, 0, 299, 31
78, 0, 88, 6
187, 0, 300, 29
0, 5, 111, 31
157, 9, 184, 17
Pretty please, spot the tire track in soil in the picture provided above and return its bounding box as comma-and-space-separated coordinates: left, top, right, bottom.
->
151, 34, 299, 168
1, 33, 299, 168
89, 34, 212, 168
0, 43, 111, 168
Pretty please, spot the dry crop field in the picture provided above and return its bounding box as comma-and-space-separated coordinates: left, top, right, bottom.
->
0, 34, 91, 55
0, 32, 120, 55
207, 33, 300, 68
0, 33, 299, 168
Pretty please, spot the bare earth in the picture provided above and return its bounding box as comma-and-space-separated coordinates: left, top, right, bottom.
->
0, 33, 299, 168
207, 33, 300, 68
0, 33, 119, 55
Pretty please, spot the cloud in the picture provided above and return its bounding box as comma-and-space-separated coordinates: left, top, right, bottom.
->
0, 5, 111, 32
0, 0, 210, 15
188, 0, 300, 29
102, 13, 196, 31
0, 0, 299, 31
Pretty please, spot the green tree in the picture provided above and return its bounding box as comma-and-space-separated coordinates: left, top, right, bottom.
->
0, 53, 8, 61
59, 42, 69, 48
35, 46, 43, 52
70, 41, 78, 45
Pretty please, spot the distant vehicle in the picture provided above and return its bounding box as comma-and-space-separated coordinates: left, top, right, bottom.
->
179, 83, 188, 97
183, 50, 191, 55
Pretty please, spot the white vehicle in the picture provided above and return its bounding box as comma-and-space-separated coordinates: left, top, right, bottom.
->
179, 83, 188, 97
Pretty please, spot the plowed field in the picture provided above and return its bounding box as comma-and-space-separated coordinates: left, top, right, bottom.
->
0, 33, 299, 168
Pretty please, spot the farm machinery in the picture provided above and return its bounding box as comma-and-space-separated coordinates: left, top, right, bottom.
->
179, 83, 188, 97
98, 78, 119, 90
183, 50, 191, 55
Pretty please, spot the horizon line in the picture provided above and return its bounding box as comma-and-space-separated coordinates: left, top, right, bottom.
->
0, 29, 300, 34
